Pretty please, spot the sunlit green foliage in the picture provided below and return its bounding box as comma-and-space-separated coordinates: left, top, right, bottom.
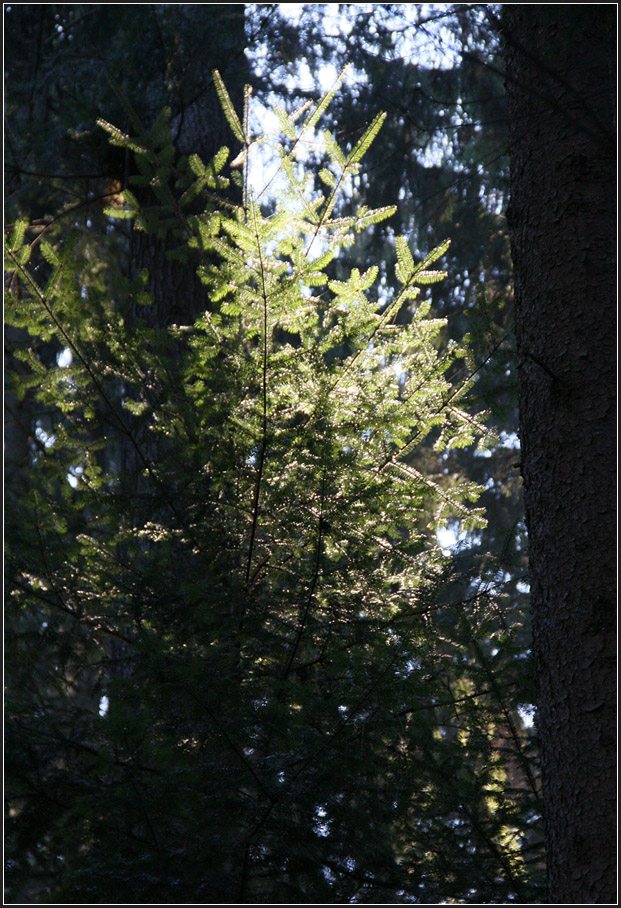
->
5, 72, 541, 903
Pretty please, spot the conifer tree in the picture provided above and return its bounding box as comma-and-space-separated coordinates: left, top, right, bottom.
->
5, 71, 542, 903
248, 6, 536, 793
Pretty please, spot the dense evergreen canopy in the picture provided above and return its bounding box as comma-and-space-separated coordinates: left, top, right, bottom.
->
5, 5, 544, 903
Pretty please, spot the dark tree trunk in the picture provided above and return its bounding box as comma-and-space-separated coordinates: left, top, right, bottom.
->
504, 7, 616, 903
128, 5, 246, 328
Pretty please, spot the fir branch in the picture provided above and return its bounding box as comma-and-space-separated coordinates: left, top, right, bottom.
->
5, 246, 207, 560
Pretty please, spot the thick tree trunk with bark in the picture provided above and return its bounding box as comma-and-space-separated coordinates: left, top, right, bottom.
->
129, 5, 246, 328
504, 7, 616, 903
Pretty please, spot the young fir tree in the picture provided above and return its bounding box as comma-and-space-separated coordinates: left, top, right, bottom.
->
5, 72, 541, 903
249, 12, 538, 832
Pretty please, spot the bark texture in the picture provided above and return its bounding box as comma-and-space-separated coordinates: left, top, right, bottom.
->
129, 5, 246, 328
504, 7, 616, 903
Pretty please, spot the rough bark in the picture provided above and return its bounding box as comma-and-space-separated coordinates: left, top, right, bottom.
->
504, 7, 616, 903
128, 5, 246, 328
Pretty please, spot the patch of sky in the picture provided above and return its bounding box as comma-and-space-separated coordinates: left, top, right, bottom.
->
57, 347, 73, 368
322, 864, 337, 884
398, 657, 421, 678
518, 703, 535, 729
437, 521, 480, 555
313, 805, 331, 838
499, 430, 520, 448
475, 429, 520, 458
67, 464, 84, 489
35, 418, 84, 489
98, 695, 109, 717
35, 424, 56, 450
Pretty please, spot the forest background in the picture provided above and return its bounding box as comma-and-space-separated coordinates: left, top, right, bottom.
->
4, 4, 615, 905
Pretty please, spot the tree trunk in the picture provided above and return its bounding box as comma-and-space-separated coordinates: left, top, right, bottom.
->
128, 5, 245, 328
504, 7, 616, 903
